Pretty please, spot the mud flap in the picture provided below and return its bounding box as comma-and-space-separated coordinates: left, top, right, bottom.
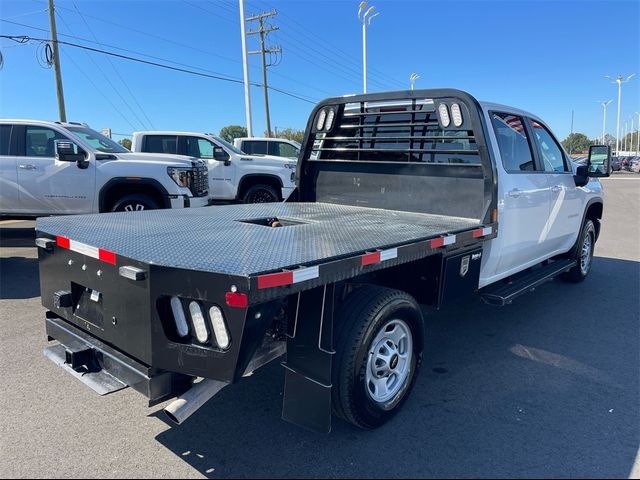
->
281, 284, 335, 433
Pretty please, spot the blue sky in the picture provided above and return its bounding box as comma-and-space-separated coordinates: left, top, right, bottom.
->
1, 0, 638, 142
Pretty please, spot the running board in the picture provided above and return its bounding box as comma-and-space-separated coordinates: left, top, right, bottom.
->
480, 259, 576, 306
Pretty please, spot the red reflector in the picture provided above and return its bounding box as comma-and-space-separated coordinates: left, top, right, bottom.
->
56, 236, 70, 249
98, 249, 116, 265
257, 271, 294, 289
361, 251, 381, 266
226, 292, 248, 308
430, 237, 445, 248
472, 229, 484, 238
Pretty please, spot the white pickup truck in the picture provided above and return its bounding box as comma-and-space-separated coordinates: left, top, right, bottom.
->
131, 131, 297, 203
0, 120, 209, 216
36, 89, 611, 433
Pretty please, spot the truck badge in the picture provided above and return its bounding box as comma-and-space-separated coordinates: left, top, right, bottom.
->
460, 256, 470, 277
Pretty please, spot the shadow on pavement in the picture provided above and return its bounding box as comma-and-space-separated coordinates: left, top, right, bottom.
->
0, 227, 36, 249
0, 256, 40, 299
153, 256, 639, 478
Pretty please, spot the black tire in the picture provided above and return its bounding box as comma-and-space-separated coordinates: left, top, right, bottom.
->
332, 285, 424, 429
561, 219, 596, 283
242, 184, 280, 204
111, 194, 159, 212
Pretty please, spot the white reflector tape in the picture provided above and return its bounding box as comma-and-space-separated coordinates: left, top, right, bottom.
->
482, 226, 492, 236
443, 235, 456, 246
69, 240, 99, 259
292, 266, 320, 284
379, 248, 398, 262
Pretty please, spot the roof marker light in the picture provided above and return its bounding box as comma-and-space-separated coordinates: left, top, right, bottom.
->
438, 103, 451, 128
451, 103, 463, 127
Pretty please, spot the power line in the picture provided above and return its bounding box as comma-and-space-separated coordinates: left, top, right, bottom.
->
0, 34, 317, 104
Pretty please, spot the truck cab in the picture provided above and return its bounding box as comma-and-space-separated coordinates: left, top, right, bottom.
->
233, 137, 301, 159
131, 131, 297, 203
0, 120, 209, 216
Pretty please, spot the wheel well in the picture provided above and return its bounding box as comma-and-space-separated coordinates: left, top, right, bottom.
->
585, 202, 603, 240
100, 182, 167, 212
238, 175, 283, 200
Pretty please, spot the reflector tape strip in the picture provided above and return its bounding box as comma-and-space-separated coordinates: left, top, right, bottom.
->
430, 235, 456, 249
472, 226, 493, 238
292, 266, 320, 283
55, 236, 117, 265
361, 248, 398, 266
257, 265, 320, 290
380, 248, 398, 262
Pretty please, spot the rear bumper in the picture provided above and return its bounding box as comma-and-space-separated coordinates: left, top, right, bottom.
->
45, 313, 192, 405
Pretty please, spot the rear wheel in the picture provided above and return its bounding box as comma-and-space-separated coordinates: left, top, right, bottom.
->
242, 184, 280, 204
332, 285, 424, 429
111, 194, 159, 212
561, 219, 595, 283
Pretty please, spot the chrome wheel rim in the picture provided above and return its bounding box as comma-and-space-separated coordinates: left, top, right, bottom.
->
365, 319, 413, 405
580, 232, 592, 275
123, 203, 146, 211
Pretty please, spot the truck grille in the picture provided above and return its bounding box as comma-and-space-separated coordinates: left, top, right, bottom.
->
191, 163, 209, 197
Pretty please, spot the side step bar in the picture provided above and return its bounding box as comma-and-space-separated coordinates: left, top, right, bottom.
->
480, 259, 576, 306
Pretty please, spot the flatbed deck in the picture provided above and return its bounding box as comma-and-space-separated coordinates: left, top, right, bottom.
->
36, 202, 481, 277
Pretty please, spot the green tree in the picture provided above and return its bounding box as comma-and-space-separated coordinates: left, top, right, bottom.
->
561, 133, 592, 153
219, 125, 247, 143
118, 138, 132, 150
273, 127, 304, 143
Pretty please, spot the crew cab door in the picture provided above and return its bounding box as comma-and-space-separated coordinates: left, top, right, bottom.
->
181, 136, 236, 199
529, 119, 583, 253
15, 125, 95, 215
0, 124, 21, 212
490, 112, 551, 277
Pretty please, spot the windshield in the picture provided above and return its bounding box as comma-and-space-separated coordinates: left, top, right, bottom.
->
209, 134, 244, 155
67, 126, 129, 153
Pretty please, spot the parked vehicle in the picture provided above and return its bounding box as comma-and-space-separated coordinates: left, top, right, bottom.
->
0, 120, 209, 217
36, 89, 609, 434
611, 156, 622, 171
234, 136, 301, 159
630, 157, 640, 173
132, 131, 297, 203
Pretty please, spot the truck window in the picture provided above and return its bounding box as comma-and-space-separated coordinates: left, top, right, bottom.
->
0, 125, 11, 155
490, 113, 536, 172
530, 120, 568, 173
144, 135, 177, 154
270, 141, 298, 158
66, 126, 128, 153
242, 140, 268, 155
25, 126, 67, 157
185, 136, 215, 158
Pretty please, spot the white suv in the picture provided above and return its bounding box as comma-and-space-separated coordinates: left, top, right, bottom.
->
0, 120, 209, 217
132, 131, 297, 203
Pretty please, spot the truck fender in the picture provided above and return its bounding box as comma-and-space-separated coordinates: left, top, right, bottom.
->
98, 178, 171, 212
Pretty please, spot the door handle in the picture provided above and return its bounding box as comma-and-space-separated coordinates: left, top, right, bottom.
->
551, 185, 562, 193
507, 189, 521, 198
18, 164, 37, 170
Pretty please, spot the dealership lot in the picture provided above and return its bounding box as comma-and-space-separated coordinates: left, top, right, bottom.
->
0, 176, 638, 479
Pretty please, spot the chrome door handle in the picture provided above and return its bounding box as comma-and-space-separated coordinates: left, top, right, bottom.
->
507, 189, 521, 198
551, 185, 562, 193
18, 164, 37, 170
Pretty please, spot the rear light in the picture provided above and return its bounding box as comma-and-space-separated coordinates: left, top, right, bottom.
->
450, 103, 463, 127
170, 296, 189, 337
189, 301, 209, 344
325, 108, 336, 131
209, 306, 230, 350
316, 109, 327, 131
438, 103, 451, 127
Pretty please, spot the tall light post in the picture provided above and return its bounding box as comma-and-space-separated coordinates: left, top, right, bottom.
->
606, 73, 635, 153
410, 73, 420, 90
598, 100, 612, 144
636, 112, 640, 155
358, 2, 379, 94
623, 120, 628, 152
238, 0, 253, 137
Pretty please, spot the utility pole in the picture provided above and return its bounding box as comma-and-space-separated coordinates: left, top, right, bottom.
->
247, 10, 281, 138
48, 0, 66, 122
238, 0, 253, 137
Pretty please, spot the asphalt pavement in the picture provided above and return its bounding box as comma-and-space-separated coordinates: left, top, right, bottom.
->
0, 175, 638, 478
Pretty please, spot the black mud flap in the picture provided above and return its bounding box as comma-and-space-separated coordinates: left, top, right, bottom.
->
281, 284, 335, 433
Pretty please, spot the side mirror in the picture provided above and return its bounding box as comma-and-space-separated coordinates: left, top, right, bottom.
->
214, 146, 231, 165
55, 140, 87, 168
574, 165, 589, 187
586, 145, 611, 178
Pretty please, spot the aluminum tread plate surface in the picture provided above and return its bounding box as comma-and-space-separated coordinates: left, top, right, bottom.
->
36, 203, 479, 276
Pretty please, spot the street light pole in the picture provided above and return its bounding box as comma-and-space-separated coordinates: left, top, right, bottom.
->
410, 73, 419, 90
599, 100, 612, 144
238, 0, 253, 137
606, 73, 635, 153
358, 2, 379, 94
636, 112, 640, 155
623, 121, 628, 152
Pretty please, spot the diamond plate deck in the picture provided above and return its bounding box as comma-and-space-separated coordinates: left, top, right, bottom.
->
36, 203, 480, 276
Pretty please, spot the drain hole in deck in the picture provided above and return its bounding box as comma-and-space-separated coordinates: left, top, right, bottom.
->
237, 217, 310, 228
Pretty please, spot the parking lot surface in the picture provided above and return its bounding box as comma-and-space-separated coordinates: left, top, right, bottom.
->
0, 175, 638, 479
